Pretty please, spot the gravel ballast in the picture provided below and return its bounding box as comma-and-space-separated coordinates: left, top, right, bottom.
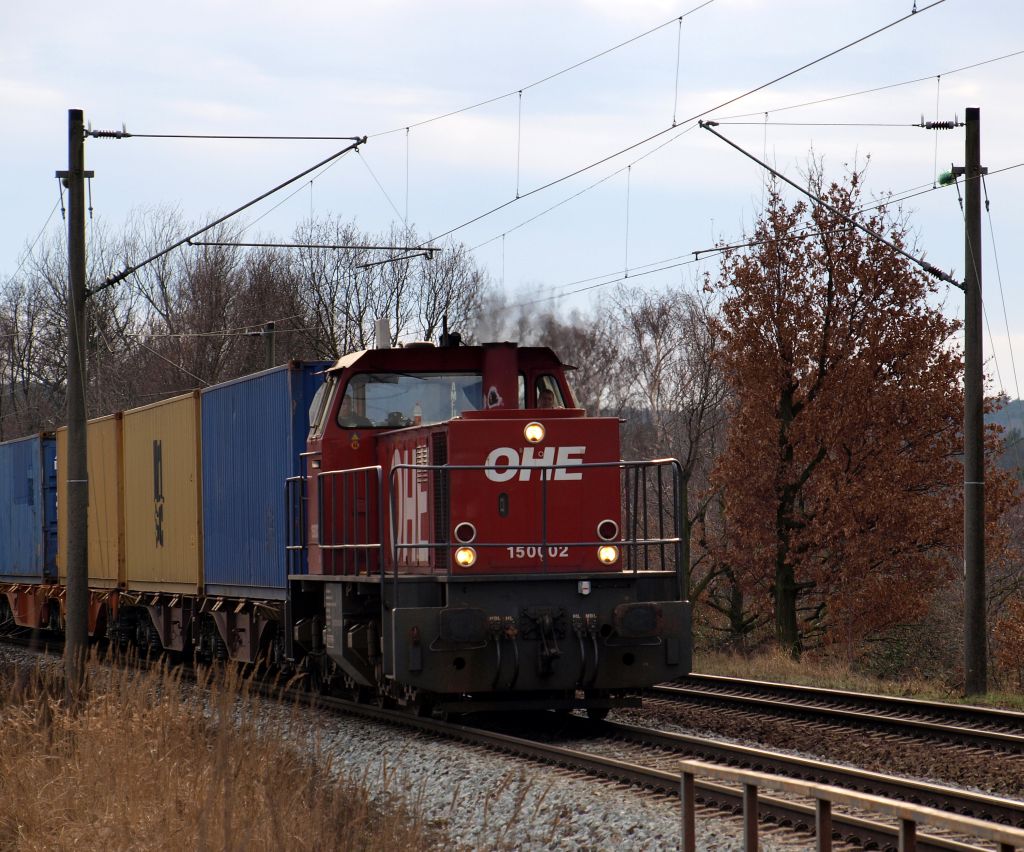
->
0, 644, 802, 850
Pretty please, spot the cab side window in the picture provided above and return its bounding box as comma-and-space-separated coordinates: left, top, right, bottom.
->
534, 374, 565, 409
308, 377, 338, 439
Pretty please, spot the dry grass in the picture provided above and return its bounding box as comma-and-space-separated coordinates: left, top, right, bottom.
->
0, 657, 440, 852
695, 647, 1024, 710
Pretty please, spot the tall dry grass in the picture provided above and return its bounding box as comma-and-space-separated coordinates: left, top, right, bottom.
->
0, 656, 439, 852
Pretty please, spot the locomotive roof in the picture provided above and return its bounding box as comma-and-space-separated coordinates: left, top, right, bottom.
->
326, 343, 572, 373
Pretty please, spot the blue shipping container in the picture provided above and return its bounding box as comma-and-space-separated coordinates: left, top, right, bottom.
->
0, 434, 57, 583
201, 361, 329, 598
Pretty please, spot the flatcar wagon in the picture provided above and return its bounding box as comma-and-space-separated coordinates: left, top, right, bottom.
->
0, 336, 691, 716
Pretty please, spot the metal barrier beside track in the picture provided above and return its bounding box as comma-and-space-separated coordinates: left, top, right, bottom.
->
680, 759, 1024, 852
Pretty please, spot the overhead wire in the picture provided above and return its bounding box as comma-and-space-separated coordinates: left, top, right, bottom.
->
3, 199, 62, 288
981, 175, 1021, 402
276, 42, 1024, 269
468, 122, 699, 253
358, 150, 408, 229
510, 169, 990, 308
672, 16, 684, 126
80, 0, 981, 307
932, 75, 942, 188
712, 121, 937, 127
950, 173, 1008, 397
93, 137, 366, 294
366, 1, 717, 140
408, 0, 947, 252
133, 337, 211, 386
92, 132, 365, 141
144, 314, 305, 339
241, 147, 360, 235
700, 120, 960, 287
358, 3, 712, 225
712, 48, 1024, 122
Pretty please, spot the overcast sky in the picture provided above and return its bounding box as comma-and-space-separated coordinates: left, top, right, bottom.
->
3, 0, 1022, 399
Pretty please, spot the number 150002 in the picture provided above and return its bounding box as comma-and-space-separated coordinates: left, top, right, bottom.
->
506, 546, 569, 558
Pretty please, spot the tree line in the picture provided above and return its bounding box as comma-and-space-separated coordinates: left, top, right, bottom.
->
0, 209, 484, 436
3, 170, 1021, 686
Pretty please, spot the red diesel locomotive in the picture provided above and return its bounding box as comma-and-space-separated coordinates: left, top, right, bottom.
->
288, 338, 692, 715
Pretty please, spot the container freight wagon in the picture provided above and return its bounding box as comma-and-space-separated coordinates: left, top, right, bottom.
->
56, 415, 126, 637
56, 414, 125, 591
0, 434, 58, 629
66, 364, 328, 661
198, 361, 329, 662
122, 391, 203, 595
201, 361, 329, 597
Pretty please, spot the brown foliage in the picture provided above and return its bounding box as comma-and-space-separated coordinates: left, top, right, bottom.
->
994, 597, 1024, 689
707, 165, 1019, 654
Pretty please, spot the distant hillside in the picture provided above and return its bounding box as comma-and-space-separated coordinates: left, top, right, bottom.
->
990, 399, 1023, 477
989, 398, 1024, 434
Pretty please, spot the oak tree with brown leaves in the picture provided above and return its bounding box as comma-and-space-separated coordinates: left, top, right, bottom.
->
708, 166, 1017, 657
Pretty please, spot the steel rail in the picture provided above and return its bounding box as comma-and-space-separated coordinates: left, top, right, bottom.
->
680, 673, 1024, 731
653, 682, 1024, 752
569, 716, 1024, 828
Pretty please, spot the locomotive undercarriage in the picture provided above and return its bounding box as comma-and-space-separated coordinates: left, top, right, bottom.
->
290, 571, 691, 714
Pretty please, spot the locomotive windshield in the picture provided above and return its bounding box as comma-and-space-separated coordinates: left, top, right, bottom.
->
338, 372, 483, 429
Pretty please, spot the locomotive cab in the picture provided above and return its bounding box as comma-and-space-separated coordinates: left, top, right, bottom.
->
289, 339, 691, 714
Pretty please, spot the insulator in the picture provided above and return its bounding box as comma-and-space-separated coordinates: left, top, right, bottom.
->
924, 121, 958, 130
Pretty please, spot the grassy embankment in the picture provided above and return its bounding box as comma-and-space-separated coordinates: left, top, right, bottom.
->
696, 648, 1024, 711
0, 657, 439, 852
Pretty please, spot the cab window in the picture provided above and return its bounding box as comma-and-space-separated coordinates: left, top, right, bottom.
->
307, 376, 337, 440
534, 374, 565, 409
337, 372, 484, 429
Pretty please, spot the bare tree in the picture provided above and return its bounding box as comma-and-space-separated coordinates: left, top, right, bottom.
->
615, 286, 729, 604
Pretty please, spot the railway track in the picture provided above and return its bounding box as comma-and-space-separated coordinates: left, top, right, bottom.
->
554, 715, 1024, 829
652, 674, 1024, 753
5, 636, 1023, 850
307, 697, 1022, 851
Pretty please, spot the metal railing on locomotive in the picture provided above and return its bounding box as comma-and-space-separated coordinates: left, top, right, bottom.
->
286, 464, 385, 577
288, 458, 687, 602
387, 458, 686, 595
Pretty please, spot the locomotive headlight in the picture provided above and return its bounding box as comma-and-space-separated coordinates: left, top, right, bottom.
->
597, 545, 619, 565
523, 421, 545, 444
454, 546, 477, 568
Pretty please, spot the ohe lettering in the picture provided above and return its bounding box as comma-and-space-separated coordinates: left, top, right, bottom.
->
484, 446, 585, 482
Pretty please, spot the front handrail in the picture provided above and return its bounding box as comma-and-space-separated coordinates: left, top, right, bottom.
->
388, 458, 685, 594
304, 456, 685, 603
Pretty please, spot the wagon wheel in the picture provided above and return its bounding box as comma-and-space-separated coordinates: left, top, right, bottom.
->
405, 687, 435, 718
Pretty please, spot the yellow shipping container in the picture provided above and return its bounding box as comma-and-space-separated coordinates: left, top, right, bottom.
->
57, 414, 125, 589
122, 392, 203, 593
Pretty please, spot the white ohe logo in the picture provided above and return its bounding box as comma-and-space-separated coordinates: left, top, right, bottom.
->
484, 446, 585, 482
